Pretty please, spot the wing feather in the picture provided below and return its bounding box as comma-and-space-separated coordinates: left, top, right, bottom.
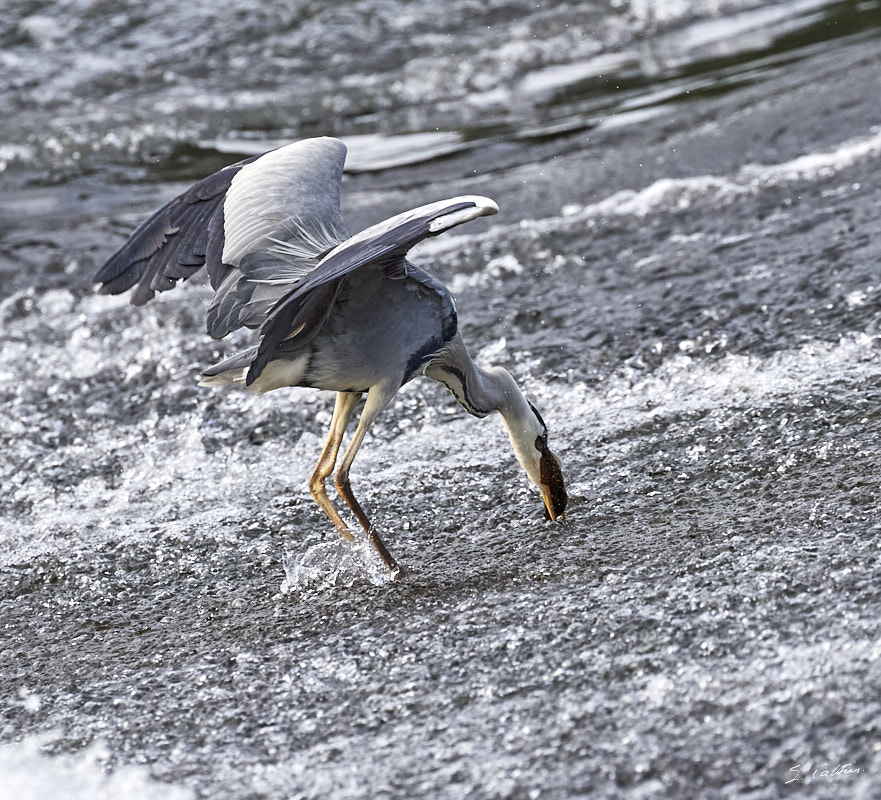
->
246, 195, 498, 385
94, 157, 257, 304
94, 137, 349, 324
220, 138, 347, 266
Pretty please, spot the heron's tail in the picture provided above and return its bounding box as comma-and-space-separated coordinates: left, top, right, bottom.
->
198, 346, 309, 393
198, 347, 257, 387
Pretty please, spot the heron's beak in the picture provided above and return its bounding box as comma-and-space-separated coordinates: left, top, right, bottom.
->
538, 451, 568, 522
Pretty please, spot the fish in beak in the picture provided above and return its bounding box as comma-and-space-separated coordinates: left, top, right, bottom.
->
538, 447, 567, 521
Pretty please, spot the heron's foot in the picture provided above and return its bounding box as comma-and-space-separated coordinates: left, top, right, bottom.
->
336, 525, 356, 543
366, 526, 403, 578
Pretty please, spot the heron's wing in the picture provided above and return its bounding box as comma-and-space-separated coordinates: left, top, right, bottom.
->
205, 210, 347, 338
94, 137, 349, 320
217, 137, 348, 267
94, 158, 255, 304
246, 195, 499, 385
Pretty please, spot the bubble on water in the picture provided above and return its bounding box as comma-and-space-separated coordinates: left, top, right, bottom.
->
0, 144, 36, 174
476, 336, 508, 367
18, 687, 41, 713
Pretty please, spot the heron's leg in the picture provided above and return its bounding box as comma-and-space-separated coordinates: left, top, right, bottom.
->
309, 391, 362, 541
334, 383, 401, 574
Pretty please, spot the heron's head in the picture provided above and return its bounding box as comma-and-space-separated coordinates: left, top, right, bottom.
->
505, 398, 568, 521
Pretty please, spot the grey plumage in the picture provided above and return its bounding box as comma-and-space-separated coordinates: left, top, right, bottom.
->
95, 136, 567, 577
95, 155, 257, 301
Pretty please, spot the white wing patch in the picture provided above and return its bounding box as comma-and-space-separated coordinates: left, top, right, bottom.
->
265, 216, 346, 264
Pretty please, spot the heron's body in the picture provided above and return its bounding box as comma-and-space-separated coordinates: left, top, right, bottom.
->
95, 136, 567, 576
204, 263, 456, 394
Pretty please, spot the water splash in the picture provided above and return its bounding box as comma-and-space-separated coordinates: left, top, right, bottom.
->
280, 532, 396, 592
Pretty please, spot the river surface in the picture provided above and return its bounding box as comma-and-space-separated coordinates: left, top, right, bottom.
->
2, 1, 881, 798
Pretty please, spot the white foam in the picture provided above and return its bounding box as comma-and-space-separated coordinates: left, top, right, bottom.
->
583, 174, 744, 218
414, 127, 881, 272
0, 735, 194, 800
627, 0, 759, 26
552, 331, 881, 447
741, 127, 881, 183
571, 127, 881, 222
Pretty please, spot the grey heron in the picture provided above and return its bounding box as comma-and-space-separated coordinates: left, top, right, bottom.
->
95, 136, 567, 577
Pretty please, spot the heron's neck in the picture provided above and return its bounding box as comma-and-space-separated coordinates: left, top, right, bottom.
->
426, 335, 544, 487
426, 336, 532, 424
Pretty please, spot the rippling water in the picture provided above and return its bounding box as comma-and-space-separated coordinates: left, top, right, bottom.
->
2, 1, 881, 798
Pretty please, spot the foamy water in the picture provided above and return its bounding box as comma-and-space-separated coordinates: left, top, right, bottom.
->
0, 735, 194, 800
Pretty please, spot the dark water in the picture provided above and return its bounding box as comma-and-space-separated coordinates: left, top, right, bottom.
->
2, 1, 881, 798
